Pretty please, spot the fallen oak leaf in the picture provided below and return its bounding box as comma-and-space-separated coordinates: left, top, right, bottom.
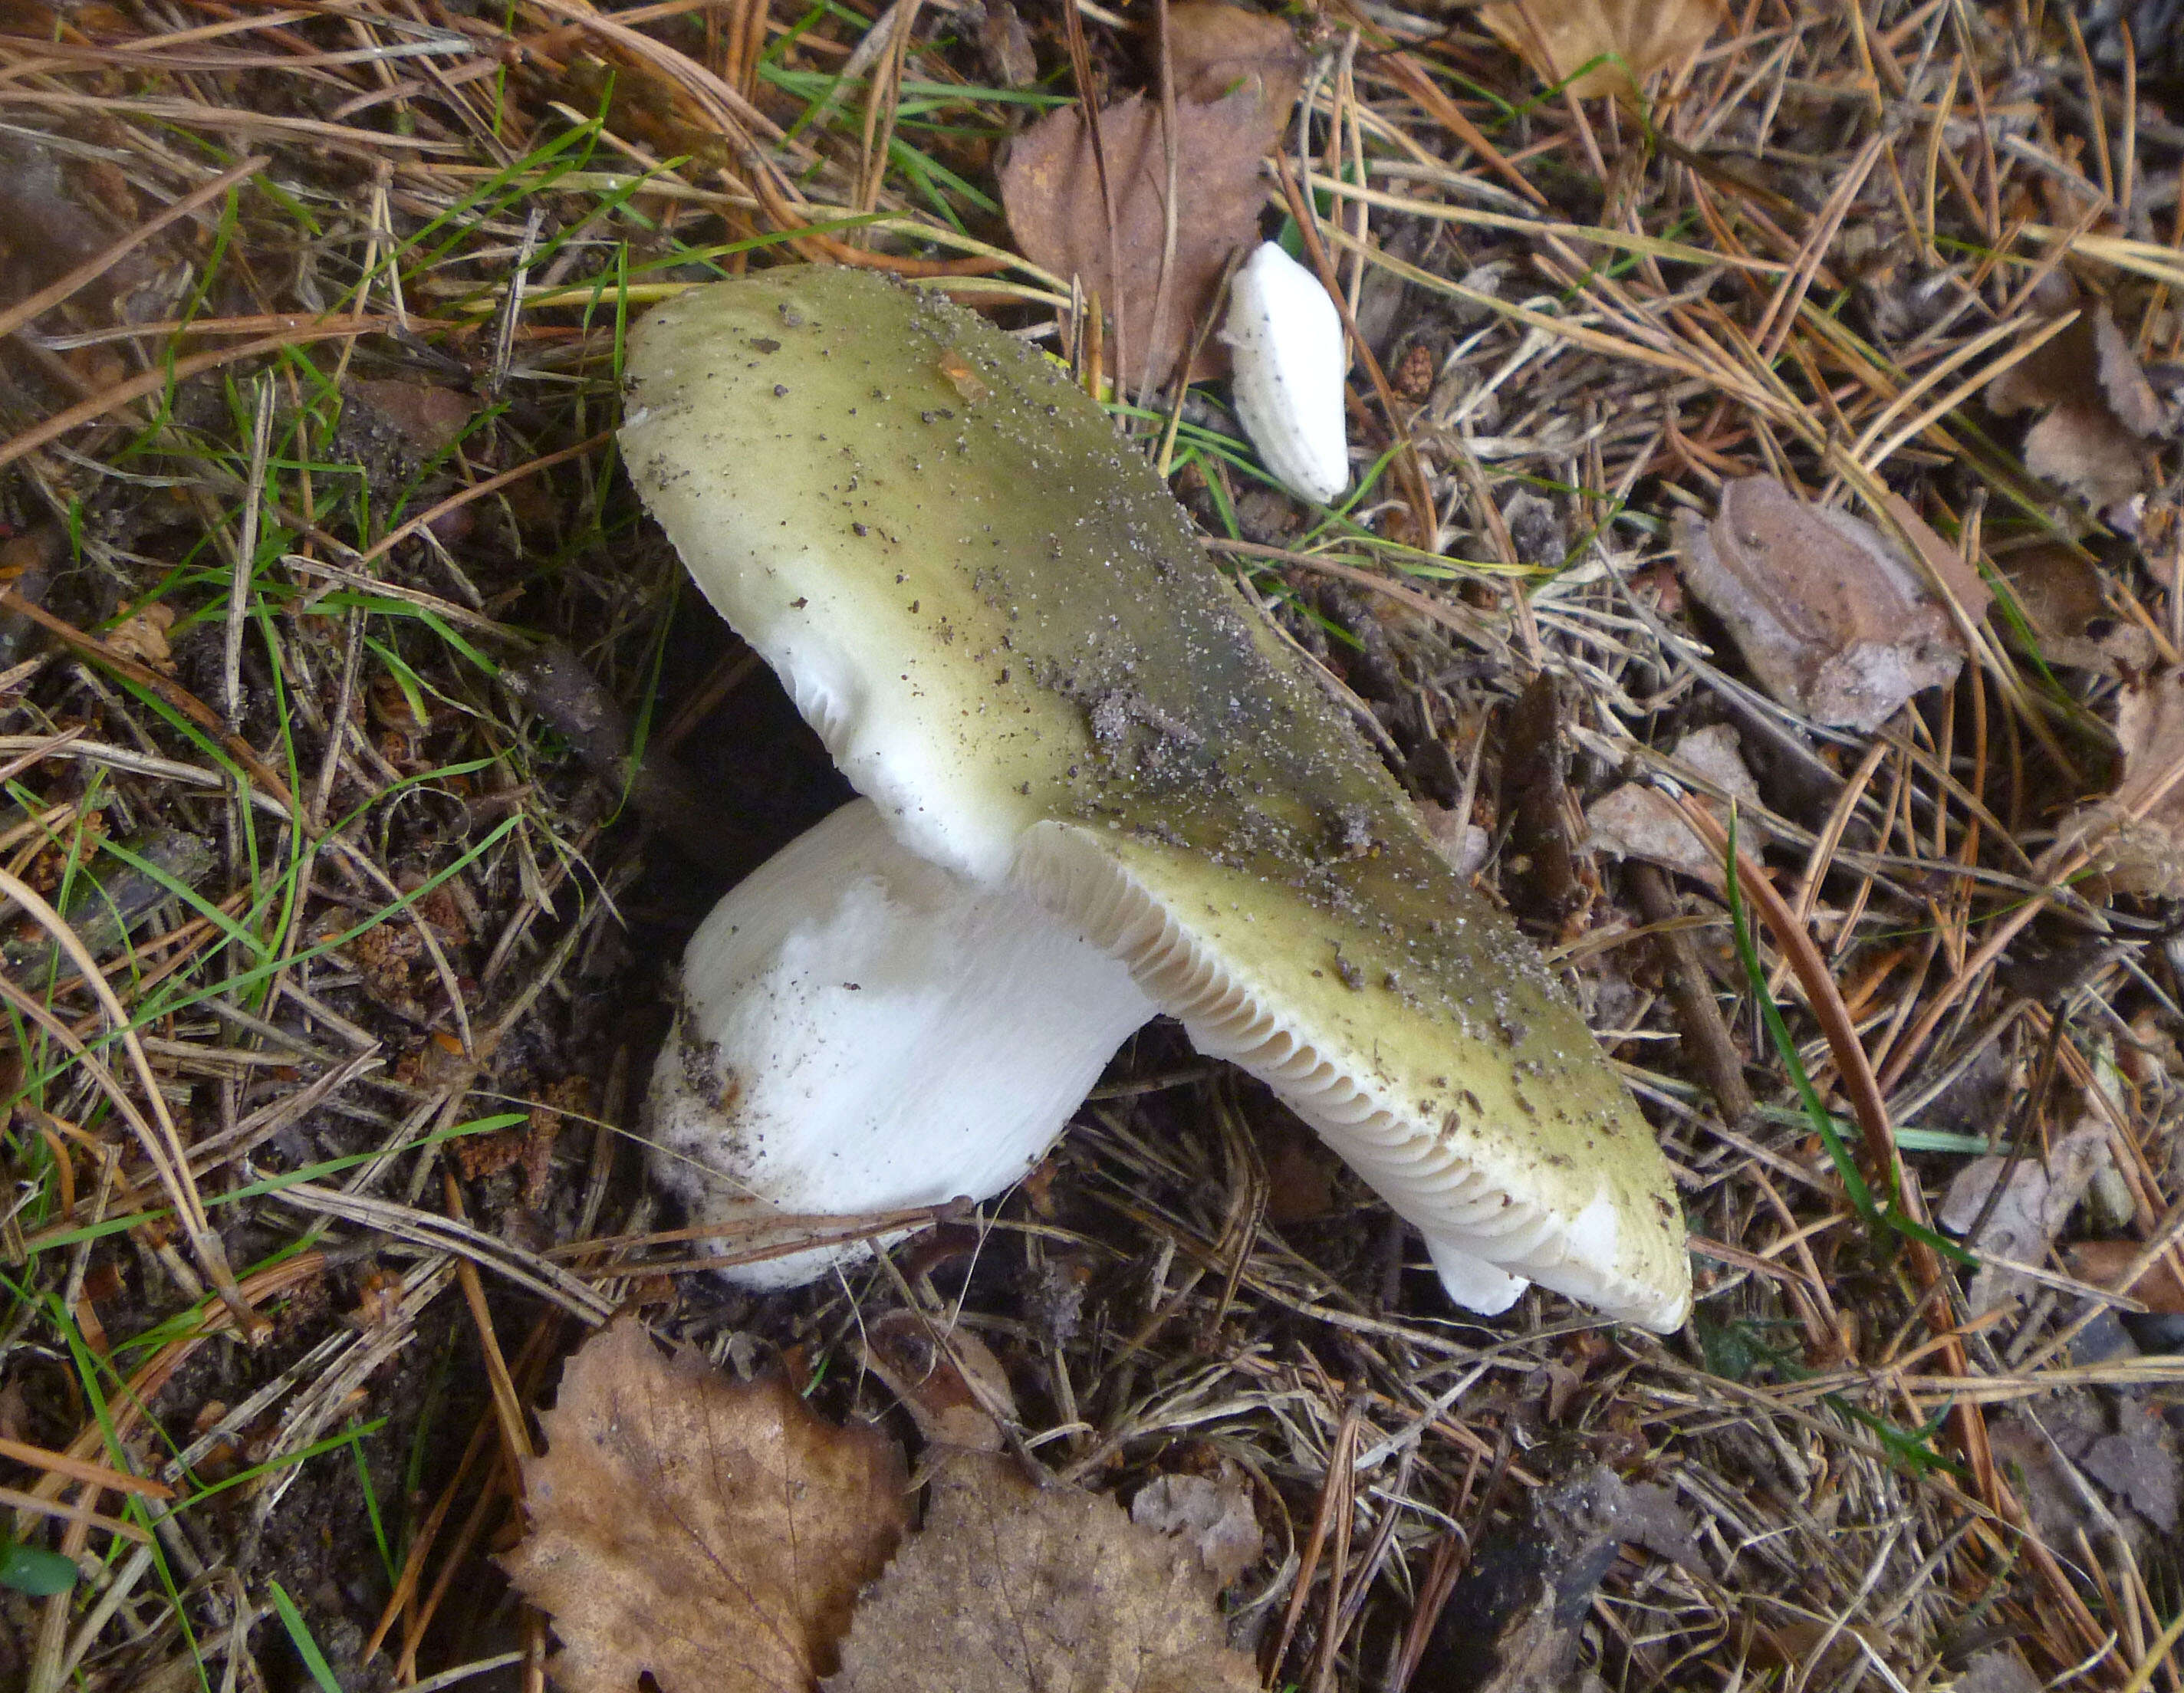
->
503, 1316, 909, 1693
823, 1452, 1260, 1693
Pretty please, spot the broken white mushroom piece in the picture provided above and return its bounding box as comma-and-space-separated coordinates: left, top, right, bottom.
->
1222, 242, 1350, 506
649, 798, 1156, 1288
623, 266, 1692, 1330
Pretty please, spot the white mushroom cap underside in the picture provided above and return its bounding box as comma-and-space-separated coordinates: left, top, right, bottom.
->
1017, 822, 1692, 1331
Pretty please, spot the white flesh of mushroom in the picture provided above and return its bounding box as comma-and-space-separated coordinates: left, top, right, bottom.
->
1222, 242, 1350, 506
647, 798, 1157, 1287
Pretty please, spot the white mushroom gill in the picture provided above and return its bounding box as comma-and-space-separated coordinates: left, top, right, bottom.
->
648, 799, 1157, 1287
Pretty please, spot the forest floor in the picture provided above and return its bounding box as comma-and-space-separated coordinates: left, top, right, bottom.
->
2, 0, 2184, 1688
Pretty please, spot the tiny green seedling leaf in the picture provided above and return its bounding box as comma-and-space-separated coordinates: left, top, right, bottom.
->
0, 1533, 78, 1597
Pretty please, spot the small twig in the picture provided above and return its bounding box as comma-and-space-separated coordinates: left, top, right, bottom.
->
1630, 862, 1755, 1127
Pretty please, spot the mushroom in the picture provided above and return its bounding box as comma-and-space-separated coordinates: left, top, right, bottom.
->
621, 267, 1691, 1330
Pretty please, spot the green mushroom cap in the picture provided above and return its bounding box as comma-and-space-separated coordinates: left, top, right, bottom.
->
621, 265, 1689, 1330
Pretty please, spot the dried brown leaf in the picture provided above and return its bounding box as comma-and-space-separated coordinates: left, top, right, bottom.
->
1415, 1463, 1704, 1691
1160, 2, 1304, 111
2023, 403, 2149, 509
860, 1310, 1017, 1453
1938, 1123, 2108, 1313
2111, 668, 2184, 819
824, 1453, 1259, 1693
1586, 723, 1767, 887
2057, 666, 2184, 896
1988, 304, 2162, 432
1988, 304, 2164, 508
1952, 1647, 2044, 1693
999, 91, 1270, 391
2065, 1238, 2184, 1314
1130, 1465, 1263, 1587
1673, 477, 1968, 731
345, 378, 479, 457
2080, 1399, 2181, 1532
1991, 542, 2153, 676
105, 600, 175, 673
1477, 0, 1726, 98
1871, 488, 1995, 623
504, 1317, 909, 1693
977, 0, 1038, 89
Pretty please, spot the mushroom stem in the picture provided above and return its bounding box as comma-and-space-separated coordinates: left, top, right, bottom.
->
647, 798, 1158, 1287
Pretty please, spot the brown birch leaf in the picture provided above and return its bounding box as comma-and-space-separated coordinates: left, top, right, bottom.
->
999, 90, 1270, 391
823, 1452, 1259, 1693
502, 1317, 909, 1693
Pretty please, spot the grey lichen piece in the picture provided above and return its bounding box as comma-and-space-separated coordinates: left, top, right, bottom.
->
622, 266, 1690, 1330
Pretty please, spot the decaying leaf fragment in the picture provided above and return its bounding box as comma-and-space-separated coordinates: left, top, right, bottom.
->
1585, 724, 1768, 888
104, 600, 176, 672
2056, 666, 2184, 897
503, 1317, 909, 1693
1477, 0, 1726, 98
860, 1309, 1018, 1453
1938, 1123, 2109, 1313
1412, 1461, 1702, 1693
1673, 477, 1972, 731
824, 1453, 1261, 1693
2067, 1238, 2184, 1314
999, 3, 1302, 391
1952, 1647, 2045, 1693
1988, 301, 2166, 511
1164, 0, 1305, 110
1130, 1465, 1263, 1587
1992, 542, 2155, 676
